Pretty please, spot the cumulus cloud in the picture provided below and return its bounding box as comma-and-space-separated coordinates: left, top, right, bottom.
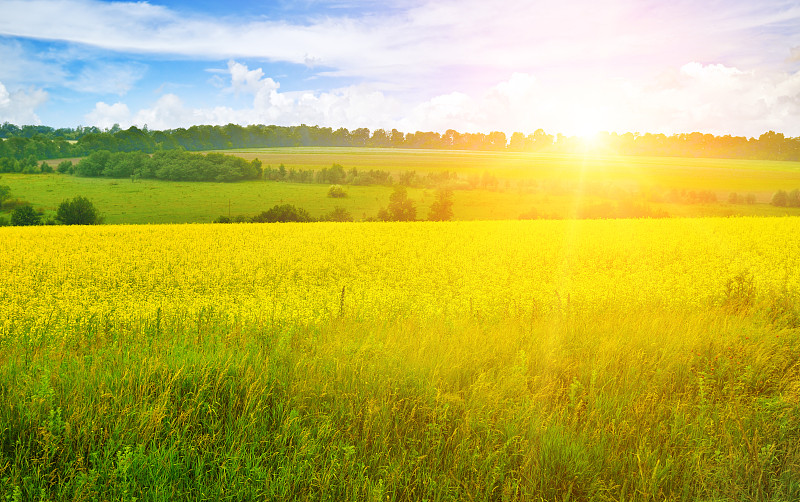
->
399, 64, 800, 137
0, 81, 48, 125
226, 61, 279, 96
85, 101, 132, 129
80, 60, 800, 137
87, 61, 403, 130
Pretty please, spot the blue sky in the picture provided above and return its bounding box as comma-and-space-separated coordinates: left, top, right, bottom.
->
1, 0, 799, 137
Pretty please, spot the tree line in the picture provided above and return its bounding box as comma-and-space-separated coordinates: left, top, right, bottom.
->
67, 150, 263, 182
2, 122, 800, 163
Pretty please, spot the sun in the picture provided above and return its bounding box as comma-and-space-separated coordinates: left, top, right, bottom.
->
569, 110, 609, 150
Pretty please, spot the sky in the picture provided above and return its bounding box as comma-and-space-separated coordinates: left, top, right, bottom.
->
0, 0, 799, 137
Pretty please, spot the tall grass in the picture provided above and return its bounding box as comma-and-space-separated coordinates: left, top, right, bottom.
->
2, 305, 798, 501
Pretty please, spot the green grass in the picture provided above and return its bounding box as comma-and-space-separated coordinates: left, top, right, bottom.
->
0, 148, 792, 224
221, 147, 800, 192
3, 175, 800, 225
2, 305, 798, 501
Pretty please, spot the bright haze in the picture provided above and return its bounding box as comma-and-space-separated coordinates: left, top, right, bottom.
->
0, 0, 799, 137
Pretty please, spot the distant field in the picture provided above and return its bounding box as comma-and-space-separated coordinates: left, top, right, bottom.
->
7, 148, 799, 224
217, 147, 800, 193
4, 172, 800, 224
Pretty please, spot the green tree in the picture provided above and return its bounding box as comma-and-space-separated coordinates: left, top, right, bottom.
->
771, 190, 788, 207
56, 196, 101, 225
0, 183, 10, 206
788, 189, 800, 208
327, 185, 347, 198
427, 189, 454, 221
11, 205, 41, 226
252, 204, 313, 223
56, 160, 73, 174
386, 186, 416, 221
322, 206, 354, 222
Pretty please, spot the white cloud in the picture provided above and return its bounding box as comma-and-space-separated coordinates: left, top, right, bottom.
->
398, 64, 800, 137
0, 81, 48, 125
67, 62, 147, 95
77, 61, 800, 137
226, 61, 279, 96
96, 62, 404, 130
2, 0, 799, 91
85, 101, 132, 129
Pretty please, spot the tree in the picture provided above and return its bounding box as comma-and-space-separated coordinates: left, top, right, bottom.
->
251, 204, 313, 223
385, 186, 416, 221
11, 205, 41, 226
322, 206, 354, 222
771, 190, 788, 207
327, 185, 347, 198
56, 196, 101, 225
427, 189, 454, 221
0, 183, 10, 206
56, 160, 73, 174
788, 189, 800, 208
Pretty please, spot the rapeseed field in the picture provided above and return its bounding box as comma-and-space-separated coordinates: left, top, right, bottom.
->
1, 218, 798, 500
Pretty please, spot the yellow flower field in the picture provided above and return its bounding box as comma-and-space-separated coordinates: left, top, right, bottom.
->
1, 218, 799, 500
2, 218, 798, 340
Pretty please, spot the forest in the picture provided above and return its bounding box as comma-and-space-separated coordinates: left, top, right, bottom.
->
1, 122, 799, 170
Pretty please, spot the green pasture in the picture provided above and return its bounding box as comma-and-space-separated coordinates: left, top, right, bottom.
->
219, 147, 800, 192
4, 148, 799, 224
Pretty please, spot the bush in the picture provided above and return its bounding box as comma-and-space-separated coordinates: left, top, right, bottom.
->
11, 205, 41, 226
327, 185, 347, 198
788, 189, 800, 208
40, 161, 54, 173
771, 190, 788, 207
322, 206, 354, 222
251, 204, 313, 223
56, 160, 73, 174
56, 196, 101, 225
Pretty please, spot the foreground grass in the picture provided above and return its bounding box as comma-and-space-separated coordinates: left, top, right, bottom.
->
1, 308, 798, 501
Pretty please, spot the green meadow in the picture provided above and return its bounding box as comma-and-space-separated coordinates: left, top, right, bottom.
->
1, 148, 798, 223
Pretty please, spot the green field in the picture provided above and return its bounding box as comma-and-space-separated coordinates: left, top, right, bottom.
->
219, 147, 800, 192
0, 148, 795, 224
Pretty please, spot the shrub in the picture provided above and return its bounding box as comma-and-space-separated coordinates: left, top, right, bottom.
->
251, 204, 313, 223
56, 160, 73, 174
322, 206, 354, 222
56, 196, 101, 225
788, 189, 800, 208
11, 205, 41, 226
327, 185, 348, 198
771, 190, 788, 207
